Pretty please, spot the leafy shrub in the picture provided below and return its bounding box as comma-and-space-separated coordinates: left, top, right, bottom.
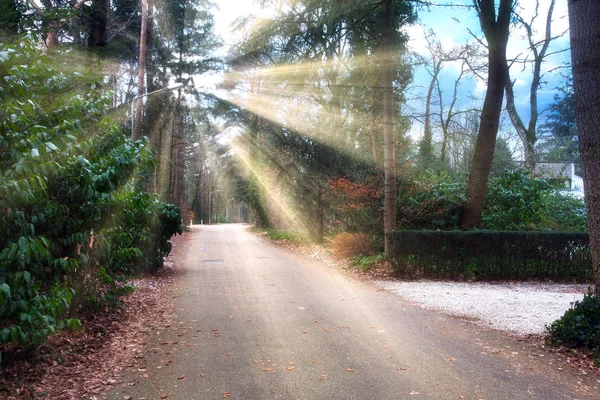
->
394, 169, 586, 232
547, 293, 600, 363
331, 232, 375, 259
328, 174, 384, 246
0, 37, 181, 361
387, 230, 592, 281
397, 170, 465, 230
482, 169, 587, 231
96, 192, 182, 275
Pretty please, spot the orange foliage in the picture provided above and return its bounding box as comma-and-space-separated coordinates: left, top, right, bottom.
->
331, 232, 375, 259
328, 176, 383, 212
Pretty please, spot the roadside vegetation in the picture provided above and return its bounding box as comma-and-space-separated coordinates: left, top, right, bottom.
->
0, 38, 182, 368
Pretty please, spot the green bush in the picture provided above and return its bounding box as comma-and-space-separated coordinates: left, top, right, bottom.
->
394, 169, 586, 232
0, 37, 181, 360
97, 192, 182, 275
547, 293, 600, 363
387, 230, 592, 281
397, 170, 465, 230
482, 169, 587, 231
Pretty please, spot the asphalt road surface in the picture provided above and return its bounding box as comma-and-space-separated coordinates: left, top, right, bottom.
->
106, 224, 599, 400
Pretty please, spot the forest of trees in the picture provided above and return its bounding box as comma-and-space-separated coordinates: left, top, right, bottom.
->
1, 0, 599, 364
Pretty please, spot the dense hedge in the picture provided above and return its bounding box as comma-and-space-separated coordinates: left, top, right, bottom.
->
387, 230, 592, 281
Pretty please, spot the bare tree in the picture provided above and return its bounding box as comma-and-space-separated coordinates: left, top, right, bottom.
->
505, 0, 567, 171
461, 0, 513, 229
568, 0, 600, 295
419, 32, 472, 166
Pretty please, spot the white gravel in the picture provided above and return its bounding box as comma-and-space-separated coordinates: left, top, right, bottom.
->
377, 280, 593, 335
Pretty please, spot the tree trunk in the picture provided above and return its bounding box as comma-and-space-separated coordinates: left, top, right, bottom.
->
568, 0, 600, 296
317, 185, 324, 244
420, 60, 442, 165
134, 0, 148, 140
370, 79, 379, 162
89, 0, 108, 47
504, 0, 555, 172
381, 0, 396, 254
505, 76, 535, 171
461, 0, 512, 229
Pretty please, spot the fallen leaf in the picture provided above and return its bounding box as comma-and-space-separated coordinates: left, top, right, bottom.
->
226, 353, 233, 356
252, 360, 262, 364
262, 368, 274, 372
397, 367, 407, 371
346, 368, 355, 372
160, 395, 168, 399
286, 367, 295, 371
177, 375, 185, 380
320, 374, 327, 379
302, 330, 308, 334
409, 391, 420, 395
323, 329, 333, 333
223, 392, 230, 398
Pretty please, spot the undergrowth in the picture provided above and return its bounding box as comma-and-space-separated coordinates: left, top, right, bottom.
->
350, 254, 387, 271
331, 232, 374, 259
253, 228, 309, 244
546, 293, 600, 365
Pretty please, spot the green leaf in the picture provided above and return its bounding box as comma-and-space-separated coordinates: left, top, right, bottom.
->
1, 283, 11, 299
11, 327, 19, 345
45, 142, 58, 151
1, 328, 10, 343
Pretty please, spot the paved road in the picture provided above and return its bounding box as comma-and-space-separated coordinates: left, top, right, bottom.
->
107, 224, 599, 400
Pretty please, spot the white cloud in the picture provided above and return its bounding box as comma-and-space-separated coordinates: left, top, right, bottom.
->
403, 24, 429, 57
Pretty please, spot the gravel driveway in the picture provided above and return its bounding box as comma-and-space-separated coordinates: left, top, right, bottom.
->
376, 280, 593, 335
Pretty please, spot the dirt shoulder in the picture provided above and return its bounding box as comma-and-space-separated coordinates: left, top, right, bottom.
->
0, 232, 190, 400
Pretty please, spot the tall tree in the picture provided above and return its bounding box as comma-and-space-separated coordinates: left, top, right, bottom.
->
134, 0, 148, 140
504, 0, 564, 171
231, 0, 413, 244
538, 75, 580, 171
568, 0, 600, 295
461, 0, 513, 229
89, 0, 108, 47
381, 0, 396, 253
